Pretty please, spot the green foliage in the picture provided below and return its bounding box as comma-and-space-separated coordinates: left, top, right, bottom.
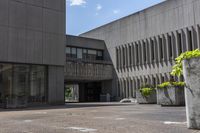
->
171, 49, 200, 77
140, 87, 154, 97
157, 81, 185, 89
65, 87, 72, 99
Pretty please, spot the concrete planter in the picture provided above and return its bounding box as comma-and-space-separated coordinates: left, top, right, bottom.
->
136, 89, 157, 104
183, 57, 200, 129
156, 86, 185, 106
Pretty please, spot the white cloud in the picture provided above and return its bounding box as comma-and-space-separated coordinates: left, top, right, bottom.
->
68, 0, 86, 6
96, 4, 102, 11
113, 9, 120, 14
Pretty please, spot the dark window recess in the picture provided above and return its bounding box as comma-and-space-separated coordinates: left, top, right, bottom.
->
143, 42, 146, 63
136, 44, 139, 65
129, 45, 132, 66
168, 36, 173, 58
151, 39, 155, 60
153, 77, 156, 86
178, 33, 182, 53
116, 48, 119, 68
123, 47, 125, 66
162, 76, 165, 82
189, 30, 193, 51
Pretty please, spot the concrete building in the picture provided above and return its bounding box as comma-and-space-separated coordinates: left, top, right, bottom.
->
0, 0, 65, 108
77, 0, 200, 100
65, 35, 113, 102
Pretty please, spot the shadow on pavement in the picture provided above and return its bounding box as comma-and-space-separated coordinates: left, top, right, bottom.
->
0, 102, 135, 112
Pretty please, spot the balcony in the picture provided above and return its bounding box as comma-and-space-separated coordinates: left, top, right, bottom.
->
65, 57, 113, 82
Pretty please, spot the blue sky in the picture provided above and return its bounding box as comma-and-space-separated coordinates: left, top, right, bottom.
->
66, 0, 165, 35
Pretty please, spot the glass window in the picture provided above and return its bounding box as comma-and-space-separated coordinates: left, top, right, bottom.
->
71, 47, 77, 58
77, 48, 83, 59
0, 63, 47, 108
66, 47, 71, 57
88, 50, 97, 60
97, 51, 103, 56
97, 51, 103, 60
83, 49, 87, 59
66, 47, 71, 54
88, 50, 96, 55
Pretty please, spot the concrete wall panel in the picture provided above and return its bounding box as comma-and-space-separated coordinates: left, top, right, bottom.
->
0, 0, 65, 66
0, 0, 8, 26
48, 66, 64, 105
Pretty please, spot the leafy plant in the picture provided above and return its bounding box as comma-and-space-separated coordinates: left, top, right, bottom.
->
140, 87, 155, 97
171, 49, 200, 77
157, 81, 185, 89
65, 87, 72, 99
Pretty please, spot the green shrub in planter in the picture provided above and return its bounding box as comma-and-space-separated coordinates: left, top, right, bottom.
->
136, 85, 156, 104
156, 81, 185, 106
157, 82, 185, 88
139, 88, 155, 97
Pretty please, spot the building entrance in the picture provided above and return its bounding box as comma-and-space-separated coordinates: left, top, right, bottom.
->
79, 82, 101, 102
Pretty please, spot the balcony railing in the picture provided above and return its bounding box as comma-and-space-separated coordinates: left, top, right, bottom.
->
65, 57, 113, 81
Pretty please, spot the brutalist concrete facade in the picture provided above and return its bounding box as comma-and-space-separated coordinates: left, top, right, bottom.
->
0, 0, 65, 106
80, 0, 200, 100
65, 35, 113, 102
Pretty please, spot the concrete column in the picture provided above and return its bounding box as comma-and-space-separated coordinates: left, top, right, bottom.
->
185, 28, 190, 51
116, 47, 119, 70
182, 29, 187, 52
174, 31, 179, 58
145, 39, 150, 64
126, 79, 129, 98
129, 78, 132, 98
152, 38, 156, 63
119, 79, 123, 98
162, 34, 167, 62
121, 79, 124, 98
132, 78, 136, 98
168, 33, 174, 60
165, 34, 170, 61
196, 25, 200, 49
120, 46, 123, 70
48, 66, 64, 105
192, 26, 198, 49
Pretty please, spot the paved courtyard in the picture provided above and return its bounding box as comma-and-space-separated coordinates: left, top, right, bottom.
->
0, 103, 199, 133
